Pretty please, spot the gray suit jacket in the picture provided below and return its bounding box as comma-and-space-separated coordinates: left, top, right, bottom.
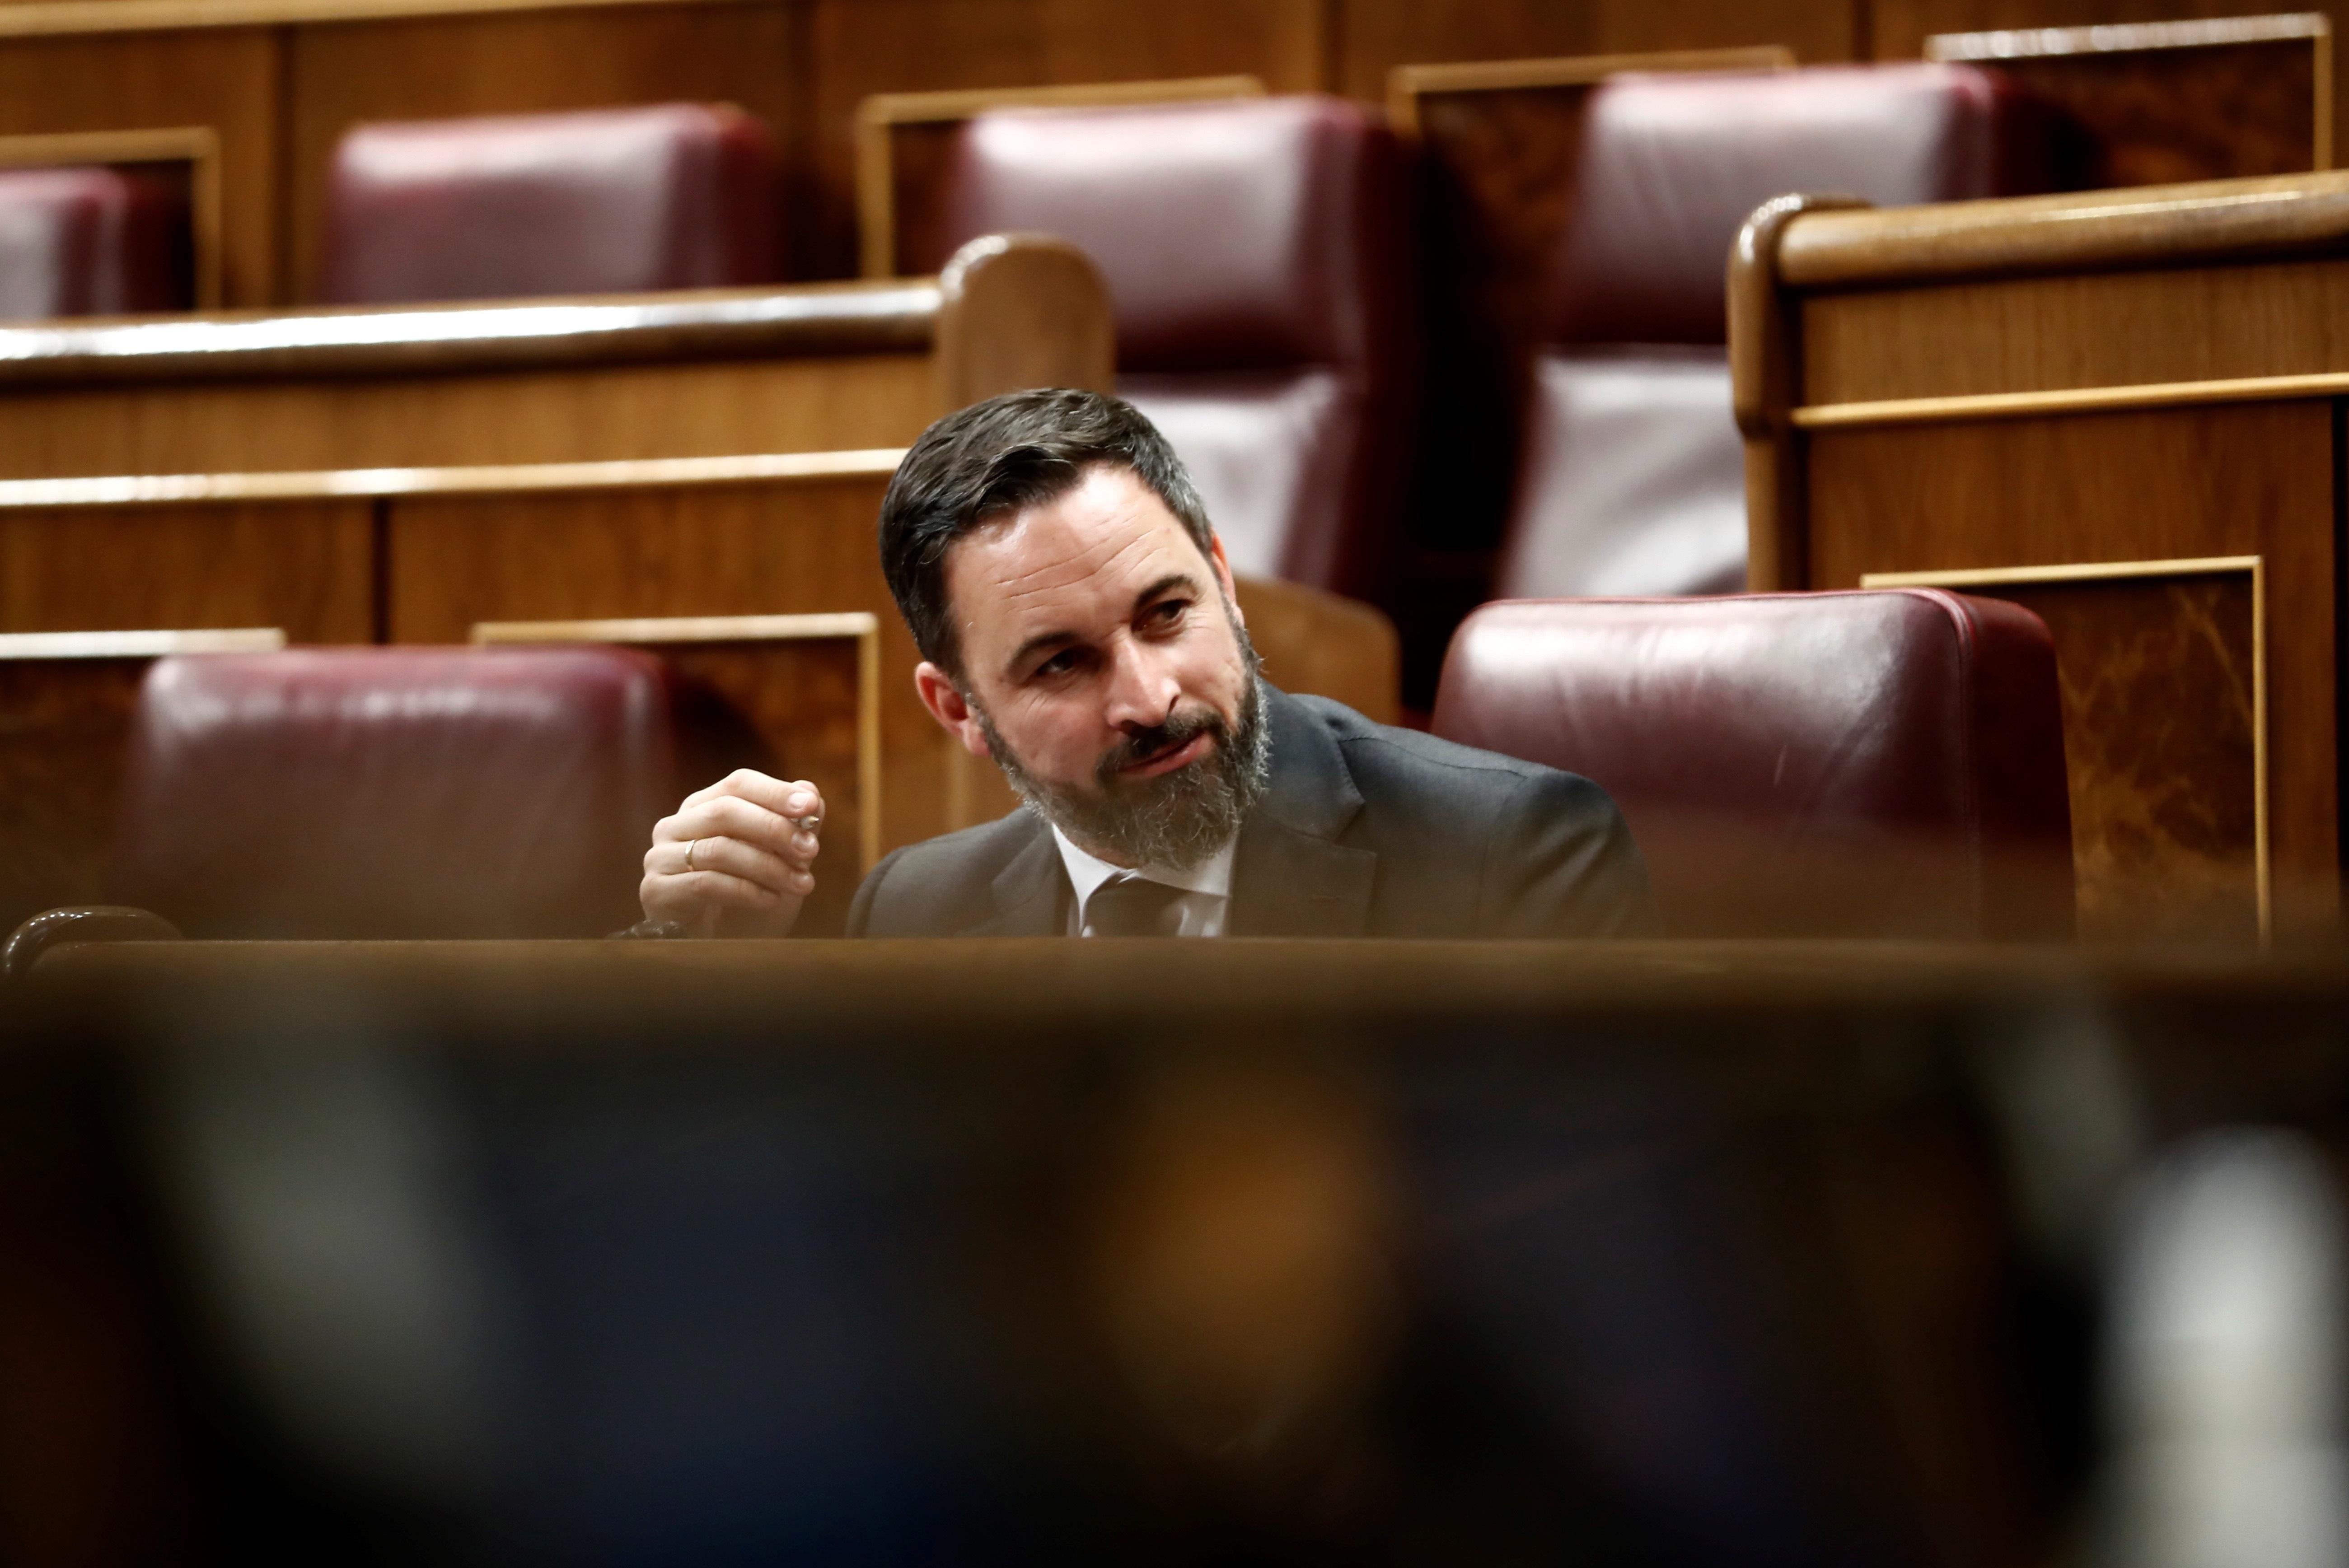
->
847, 687, 1654, 938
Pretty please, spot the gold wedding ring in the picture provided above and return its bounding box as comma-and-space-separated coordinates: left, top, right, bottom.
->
685, 838, 700, 872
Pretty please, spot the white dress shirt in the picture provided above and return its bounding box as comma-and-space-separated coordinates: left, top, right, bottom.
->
1050, 825, 1236, 937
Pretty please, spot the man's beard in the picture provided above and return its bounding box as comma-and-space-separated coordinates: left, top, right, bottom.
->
973, 627, 1272, 873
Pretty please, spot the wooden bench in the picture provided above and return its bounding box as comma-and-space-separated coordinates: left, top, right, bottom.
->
1732, 170, 2349, 943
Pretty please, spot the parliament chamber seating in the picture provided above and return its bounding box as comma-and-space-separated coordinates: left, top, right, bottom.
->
0, 165, 188, 320
1432, 590, 2075, 938
919, 95, 1415, 606
105, 647, 677, 939
1494, 63, 2054, 604
318, 103, 783, 305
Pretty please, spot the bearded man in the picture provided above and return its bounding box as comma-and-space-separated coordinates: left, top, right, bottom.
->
633, 389, 1653, 939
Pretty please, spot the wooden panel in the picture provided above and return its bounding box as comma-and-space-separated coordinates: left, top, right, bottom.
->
0, 499, 374, 639
0, 352, 933, 477
1926, 16, 2327, 186
382, 474, 981, 854
0, 28, 278, 304
284, 2, 796, 300
0, 656, 147, 932
1801, 254, 2349, 405
1806, 402, 2335, 934
1231, 574, 1400, 725
804, 0, 1322, 277
1338, 0, 1849, 99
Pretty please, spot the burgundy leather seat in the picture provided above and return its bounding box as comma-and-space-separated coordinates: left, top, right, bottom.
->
0, 166, 188, 319
319, 103, 782, 304
108, 648, 678, 939
1499, 65, 2052, 601
1433, 592, 2074, 938
936, 96, 1413, 604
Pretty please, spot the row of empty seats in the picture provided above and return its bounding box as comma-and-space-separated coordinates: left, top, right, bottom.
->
6, 587, 2072, 963
0, 62, 2103, 623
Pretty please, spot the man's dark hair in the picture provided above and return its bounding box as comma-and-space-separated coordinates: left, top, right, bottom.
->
877, 388, 1215, 679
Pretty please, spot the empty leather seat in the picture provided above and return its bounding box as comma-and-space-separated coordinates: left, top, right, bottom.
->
108, 648, 678, 938
1433, 591, 2074, 938
1499, 65, 2052, 600
319, 103, 782, 305
0, 165, 188, 320
935, 96, 1414, 604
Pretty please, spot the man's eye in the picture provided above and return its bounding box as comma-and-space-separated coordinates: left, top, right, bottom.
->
1145, 600, 1189, 628
1034, 650, 1079, 678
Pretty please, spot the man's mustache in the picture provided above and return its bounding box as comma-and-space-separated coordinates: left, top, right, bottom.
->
1097, 706, 1228, 787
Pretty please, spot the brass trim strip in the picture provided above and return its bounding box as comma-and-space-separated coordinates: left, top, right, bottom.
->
473, 610, 887, 873
0, 448, 906, 509
855, 76, 1265, 280
1794, 371, 2349, 430
0, 0, 739, 42
0, 625, 284, 658
1862, 554, 2270, 942
1926, 12, 2327, 61
1385, 46, 1793, 139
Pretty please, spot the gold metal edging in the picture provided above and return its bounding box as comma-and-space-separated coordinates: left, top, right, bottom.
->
1795, 371, 2349, 430
1862, 554, 2270, 943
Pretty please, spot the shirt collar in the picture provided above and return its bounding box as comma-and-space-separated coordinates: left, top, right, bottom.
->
1049, 824, 1236, 913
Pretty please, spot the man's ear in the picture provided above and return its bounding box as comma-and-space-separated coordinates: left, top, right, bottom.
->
914, 662, 993, 759
1207, 531, 1243, 626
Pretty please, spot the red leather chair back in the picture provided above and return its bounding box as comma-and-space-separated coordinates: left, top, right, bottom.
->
1433, 592, 2075, 939
108, 648, 678, 938
938, 96, 1414, 603
0, 166, 188, 319
319, 103, 782, 305
1500, 64, 2052, 602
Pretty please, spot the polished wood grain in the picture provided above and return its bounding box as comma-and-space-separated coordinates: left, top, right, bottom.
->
0, 499, 374, 639
1927, 14, 2329, 184
1806, 403, 2334, 934
1777, 170, 2349, 288
1230, 575, 1400, 726
0, 234, 1109, 480
1802, 253, 2349, 405
1866, 560, 2266, 942
856, 74, 1264, 278
283, 3, 796, 300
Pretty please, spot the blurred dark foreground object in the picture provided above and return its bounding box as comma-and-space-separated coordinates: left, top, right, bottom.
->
8, 938, 2349, 1566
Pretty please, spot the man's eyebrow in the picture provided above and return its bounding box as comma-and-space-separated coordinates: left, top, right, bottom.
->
1001, 571, 1206, 678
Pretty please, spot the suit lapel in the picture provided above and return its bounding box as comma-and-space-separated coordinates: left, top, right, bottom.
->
1229, 689, 1377, 937
963, 813, 1070, 936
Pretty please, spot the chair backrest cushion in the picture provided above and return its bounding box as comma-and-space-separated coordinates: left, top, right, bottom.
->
319, 103, 781, 305
939, 95, 1413, 602
0, 166, 187, 319
1498, 347, 1747, 599
108, 647, 677, 938
1550, 63, 2049, 346
1432, 591, 2074, 938
943, 94, 1407, 374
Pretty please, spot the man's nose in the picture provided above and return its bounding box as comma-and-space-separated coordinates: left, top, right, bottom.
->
1103, 633, 1181, 730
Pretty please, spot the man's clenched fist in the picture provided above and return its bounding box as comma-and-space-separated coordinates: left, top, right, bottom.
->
640, 770, 825, 937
